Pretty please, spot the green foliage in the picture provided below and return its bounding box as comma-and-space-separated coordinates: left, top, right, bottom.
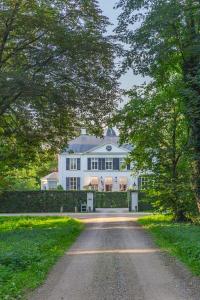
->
113, 83, 197, 218
0, 191, 152, 212
0, 0, 119, 176
0, 191, 89, 213
0, 217, 84, 300
139, 214, 200, 275
0, 152, 57, 191
138, 193, 153, 212
95, 192, 128, 208
56, 185, 64, 191
115, 0, 200, 214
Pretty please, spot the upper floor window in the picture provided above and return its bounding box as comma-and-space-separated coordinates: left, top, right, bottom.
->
91, 158, 98, 170
119, 158, 125, 170
70, 158, 77, 170
66, 158, 81, 170
105, 158, 113, 170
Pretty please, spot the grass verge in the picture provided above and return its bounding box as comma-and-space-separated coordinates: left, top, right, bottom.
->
138, 214, 200, 276
0, 216, 84, 300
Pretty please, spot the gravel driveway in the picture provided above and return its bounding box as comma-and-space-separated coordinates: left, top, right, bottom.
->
30, 213, 200, 300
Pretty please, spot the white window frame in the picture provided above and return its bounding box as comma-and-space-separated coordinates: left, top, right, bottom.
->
119, 158, 127, 170
70, 158, 77, 170
105, 158, 113, 170
69, 177, 77, 190
91, 158, 98, 170
139, 176, 149, 190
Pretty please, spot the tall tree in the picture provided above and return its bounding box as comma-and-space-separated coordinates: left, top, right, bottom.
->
113, 82, 197, 220
0, 0, 119, 173
116, 0, 200, 209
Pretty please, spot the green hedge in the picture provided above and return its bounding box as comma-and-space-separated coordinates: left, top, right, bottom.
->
138, 192, 153, 211
0, 191, 88, 213
95, 192, 128, 208
0, 191, 153, 213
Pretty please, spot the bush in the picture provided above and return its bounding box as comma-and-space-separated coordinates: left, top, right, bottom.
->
0, 191, 153, 213
95, 192, 128, 208
0, 191, 88, 213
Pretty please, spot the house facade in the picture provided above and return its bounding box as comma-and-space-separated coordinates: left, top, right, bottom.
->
57, 128, 139, 192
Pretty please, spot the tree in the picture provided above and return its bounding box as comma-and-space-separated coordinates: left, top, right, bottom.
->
0, 0, 119, 174
113, 81, 197, 220
116, 0, 200, 209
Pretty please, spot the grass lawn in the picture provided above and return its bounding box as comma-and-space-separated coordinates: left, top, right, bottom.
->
138, 214, 200, 276
0, 217, 84, 300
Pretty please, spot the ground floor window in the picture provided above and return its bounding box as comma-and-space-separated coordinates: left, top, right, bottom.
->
119, 184, 127, 191
119, 177, 128, 191
105, 177, 113, 192
70, 177, 77, 190
91, 177, 99, 191
48, 181, 57, 190
138, 176, 149, 190
105, 184, 112, 192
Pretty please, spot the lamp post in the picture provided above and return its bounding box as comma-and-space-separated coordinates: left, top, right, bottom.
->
132, 182, 137, 190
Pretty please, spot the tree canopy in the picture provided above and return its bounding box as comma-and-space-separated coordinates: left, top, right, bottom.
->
0, 0, 120, 179
115, 0, 200, 212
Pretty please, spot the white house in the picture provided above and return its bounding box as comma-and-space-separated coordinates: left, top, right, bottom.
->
55, 128, 140, 192
41, 172, 59, 190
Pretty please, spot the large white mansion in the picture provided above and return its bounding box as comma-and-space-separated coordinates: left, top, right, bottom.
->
41, 128, 141, 191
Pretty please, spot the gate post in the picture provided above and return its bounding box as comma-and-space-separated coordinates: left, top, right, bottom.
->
129, 191, 139, 212
87, 191, 95, 212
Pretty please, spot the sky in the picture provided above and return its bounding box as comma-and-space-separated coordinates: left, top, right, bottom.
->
98, 0, 146, 90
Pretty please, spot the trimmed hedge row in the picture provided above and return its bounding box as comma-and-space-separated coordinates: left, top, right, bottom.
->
95, 192, 128, 208
138, 192, 153, 211
0, 191, 88, 213
0, 191, 153, 213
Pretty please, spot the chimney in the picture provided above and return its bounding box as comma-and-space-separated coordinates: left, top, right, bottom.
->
81, 128, 87, 135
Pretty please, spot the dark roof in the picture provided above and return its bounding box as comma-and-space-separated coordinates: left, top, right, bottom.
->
63, 128, 132, 154
65, 134, 132, 153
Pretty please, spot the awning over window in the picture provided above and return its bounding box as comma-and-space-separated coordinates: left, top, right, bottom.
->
105, 177, 113, 185
119, 177, 128, 184
91, 177, 99, 185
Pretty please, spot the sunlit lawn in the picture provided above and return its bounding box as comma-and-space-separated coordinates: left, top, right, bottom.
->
0, 217, 84, 300
139, 214, 200, 275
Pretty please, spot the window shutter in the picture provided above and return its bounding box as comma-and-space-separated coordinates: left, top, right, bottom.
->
102, 158, 105, 170
66, 177, 70, 190
138, 177, 141, 190
66, 158, 70, 170
98, 158, 102, 170
88, 158, 91, 170
113, 158, 119, 170
77, 178, 81, 190
127, 163, 131, 170
77, 158, 81, 170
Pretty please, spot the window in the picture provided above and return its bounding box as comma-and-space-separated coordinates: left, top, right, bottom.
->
105, 158, 113, 170
119, 177, 128, 191
91, 158, 98, 170
70, 158, 77, 170
139, 176, 149, 190
70, 177, 77, 190
105, 177, 112, 191
91, 177, 99, 191
119, 158, 126, 170
48, 181, 57, 190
